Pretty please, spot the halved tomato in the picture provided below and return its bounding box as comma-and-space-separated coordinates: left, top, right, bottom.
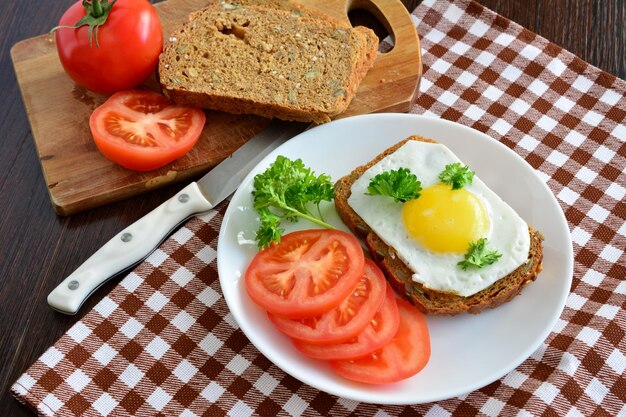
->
245, 229, 365, 319
293, 284, 399, 360
329, 298, 430, 384
268, 259, 386, 345
89, 90, 206, 171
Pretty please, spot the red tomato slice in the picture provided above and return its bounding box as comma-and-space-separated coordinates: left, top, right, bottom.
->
268, 259, 387, 345
89, 90, 205, 171
330, 298, 430, 384
245, 229, 365, 319
293, 284, 399, 360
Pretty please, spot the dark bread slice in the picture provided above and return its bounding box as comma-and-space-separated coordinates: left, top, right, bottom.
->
158, 3, 378, 123
334, 136, 544, 315
239, 1, 381, 116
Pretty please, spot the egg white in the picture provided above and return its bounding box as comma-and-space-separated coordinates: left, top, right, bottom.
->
348, 141, 531, 297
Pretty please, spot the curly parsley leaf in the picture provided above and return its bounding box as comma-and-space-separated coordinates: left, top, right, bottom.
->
439, 162, 475, 190
255, 208, 283, 249
457, 238, 502, 270
252, 156, 335, 248
366, 168, 422, 203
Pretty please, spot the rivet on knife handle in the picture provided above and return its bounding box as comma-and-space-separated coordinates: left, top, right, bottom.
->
47, 183, 212, 315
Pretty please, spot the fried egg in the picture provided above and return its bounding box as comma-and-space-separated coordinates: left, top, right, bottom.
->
348, 140, 530, 297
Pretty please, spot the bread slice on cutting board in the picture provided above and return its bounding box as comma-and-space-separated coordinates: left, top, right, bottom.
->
158, 2, 378, 123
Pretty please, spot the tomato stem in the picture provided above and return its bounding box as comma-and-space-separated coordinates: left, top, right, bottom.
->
92, 0, 104, 17
50, 0, 118, 48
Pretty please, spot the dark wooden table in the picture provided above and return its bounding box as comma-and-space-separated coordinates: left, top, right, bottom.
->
1, 0, 624, 414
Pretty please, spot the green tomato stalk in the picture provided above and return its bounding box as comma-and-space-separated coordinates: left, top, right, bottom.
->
51, 0, 118, 48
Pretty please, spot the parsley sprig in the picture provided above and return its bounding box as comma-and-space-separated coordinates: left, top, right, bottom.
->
457, 238, 502, 270
439, 163, 475, 190
252, 156, 335, 248
366, 168, 422, 203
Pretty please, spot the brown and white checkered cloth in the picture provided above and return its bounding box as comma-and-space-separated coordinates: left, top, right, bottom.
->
12, 0, 625, 415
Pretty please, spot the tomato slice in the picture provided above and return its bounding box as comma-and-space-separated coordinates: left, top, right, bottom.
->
293, 284, 399, 360
89, 90, 206, 171
268, 259, 386, 345
329, 298, 430, 384
245, 229, 365, 319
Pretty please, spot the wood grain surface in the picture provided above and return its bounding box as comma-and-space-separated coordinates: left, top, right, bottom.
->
0, 0, 624, 415
11, 0, 420, 215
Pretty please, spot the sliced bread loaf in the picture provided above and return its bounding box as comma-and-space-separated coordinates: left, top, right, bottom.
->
158, 3, 378, 123
333, 136, 544, 315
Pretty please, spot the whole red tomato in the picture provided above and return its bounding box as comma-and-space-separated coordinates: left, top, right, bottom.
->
54, 0, 163, 94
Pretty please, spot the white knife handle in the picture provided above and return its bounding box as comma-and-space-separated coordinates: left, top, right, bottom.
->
47, 183, 213, 315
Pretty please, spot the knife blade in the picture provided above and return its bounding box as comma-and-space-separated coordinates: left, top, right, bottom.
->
47, 119, 309, 315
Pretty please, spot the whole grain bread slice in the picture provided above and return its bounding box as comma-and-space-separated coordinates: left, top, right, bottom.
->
204, 0, 381, 71
158, 2, 378, 123
334, 136, 544, 315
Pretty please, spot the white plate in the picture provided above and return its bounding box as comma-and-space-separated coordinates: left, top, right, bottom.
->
217, 113, 573, 404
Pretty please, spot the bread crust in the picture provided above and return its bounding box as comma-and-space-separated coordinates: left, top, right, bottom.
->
158, 3, 378, 123
333, 136, 544, 315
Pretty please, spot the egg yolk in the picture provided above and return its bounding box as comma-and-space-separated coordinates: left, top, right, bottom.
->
402, 184, 489, 253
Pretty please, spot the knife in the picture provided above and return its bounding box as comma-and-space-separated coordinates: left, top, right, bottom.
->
47, 119, 309, 315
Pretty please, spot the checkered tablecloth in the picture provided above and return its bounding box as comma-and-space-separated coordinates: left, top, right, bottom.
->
12, 0, 625, 415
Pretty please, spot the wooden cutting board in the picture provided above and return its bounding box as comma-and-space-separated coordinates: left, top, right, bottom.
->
11, 0, 421, 215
